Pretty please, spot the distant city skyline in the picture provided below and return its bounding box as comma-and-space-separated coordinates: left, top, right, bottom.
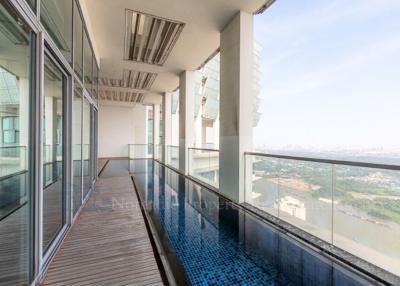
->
253, 0, 400, 152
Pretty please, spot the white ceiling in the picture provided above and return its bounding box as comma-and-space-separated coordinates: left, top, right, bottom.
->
84, 0, 266, 103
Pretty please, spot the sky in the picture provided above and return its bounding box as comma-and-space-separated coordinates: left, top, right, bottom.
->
253, 0, 400, 152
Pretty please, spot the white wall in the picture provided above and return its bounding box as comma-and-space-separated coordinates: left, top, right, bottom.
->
98, 103, 148, 158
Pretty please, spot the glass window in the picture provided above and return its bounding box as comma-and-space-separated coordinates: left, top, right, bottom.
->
0, 2, 33, 284
91, 108, 97, 182
73, 81, 82, 214
42, 53, 66, 253
83, 98, 91, 197
40, 0, 73, 63
83, 30, 93, 94
73, 0, 83, 79
2, 116, 20, 144
93, 61, 98, 102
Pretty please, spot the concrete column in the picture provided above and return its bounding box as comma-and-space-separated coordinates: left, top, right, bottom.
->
153, 104, 160, 159
179, 71, 195, 174
219, 11, 254, 203
162, 92, 172, 163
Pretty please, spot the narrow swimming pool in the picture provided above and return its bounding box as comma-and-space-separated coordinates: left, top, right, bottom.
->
128, 159, 377, 286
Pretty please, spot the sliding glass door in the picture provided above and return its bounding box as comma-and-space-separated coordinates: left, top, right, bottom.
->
83, 98, 91, 198
0, 2, 34, 284
42, 53, 67, 254
91, 108, 97, 184
0, 1, 99, 284
73, 82, 83, 215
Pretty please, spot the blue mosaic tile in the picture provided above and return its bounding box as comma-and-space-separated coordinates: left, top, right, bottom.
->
130, 160, 373, 286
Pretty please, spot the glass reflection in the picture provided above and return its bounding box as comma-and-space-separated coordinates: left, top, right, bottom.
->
83, 31, 92, 94
0, 2, 33, 283
41, 0, 73, 63
73, 82, 82, 214
83, 98, 91, 198
42, 54, 65, 253
73, 0, 83, 79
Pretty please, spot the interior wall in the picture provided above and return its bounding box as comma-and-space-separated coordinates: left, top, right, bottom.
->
98, 103, 148, 158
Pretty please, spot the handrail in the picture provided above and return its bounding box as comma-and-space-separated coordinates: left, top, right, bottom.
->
0, 146, 26, 149
0, 201, 28, 222
128, 143, 153, 145
0, 169, 28, 181
166, 145, 179, 148
188, 147, 219, 152
244, 151, 400, 171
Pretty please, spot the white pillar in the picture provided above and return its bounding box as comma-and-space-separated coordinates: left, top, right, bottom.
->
153, 104, 160, 159
179, 71, 195, 174
219, 11, 254, 203
162, 92, 172, 163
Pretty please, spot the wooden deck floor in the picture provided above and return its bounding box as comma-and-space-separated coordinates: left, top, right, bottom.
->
42, 174, 164, 286
0, 178, 63, 286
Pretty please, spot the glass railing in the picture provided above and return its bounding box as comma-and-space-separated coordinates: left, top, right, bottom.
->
188, 148, 219, 189
245, 152, 400, 276
82, 144, 90, 161
72, 144, 82, 161
0, 146, 28, 218
43, 144, 51, 164
166, 145, 179, 170
128, 144, 153, 159
43, 144, 63, 164
0, 146, 27, 178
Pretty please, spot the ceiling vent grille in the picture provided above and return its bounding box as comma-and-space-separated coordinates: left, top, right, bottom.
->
122, 69, 157, 89
98, 70, 156, 103
99, 70, 157, 89
99, 89, 144, 103
124, 9, 184, 65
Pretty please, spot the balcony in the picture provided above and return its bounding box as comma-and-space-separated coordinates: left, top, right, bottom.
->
1, 0, 399, 285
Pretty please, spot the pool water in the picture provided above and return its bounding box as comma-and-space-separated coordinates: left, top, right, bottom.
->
128, 159, 375, 286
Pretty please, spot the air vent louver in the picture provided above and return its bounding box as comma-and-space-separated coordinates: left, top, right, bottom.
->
99, 89, 144, 103
124, 9, 184, 65
99, 70, 156, 103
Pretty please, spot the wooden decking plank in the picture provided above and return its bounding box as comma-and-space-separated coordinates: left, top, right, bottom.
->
45, 262, 159, 285
42, 169, 164, 285
45, 255, 158, 280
